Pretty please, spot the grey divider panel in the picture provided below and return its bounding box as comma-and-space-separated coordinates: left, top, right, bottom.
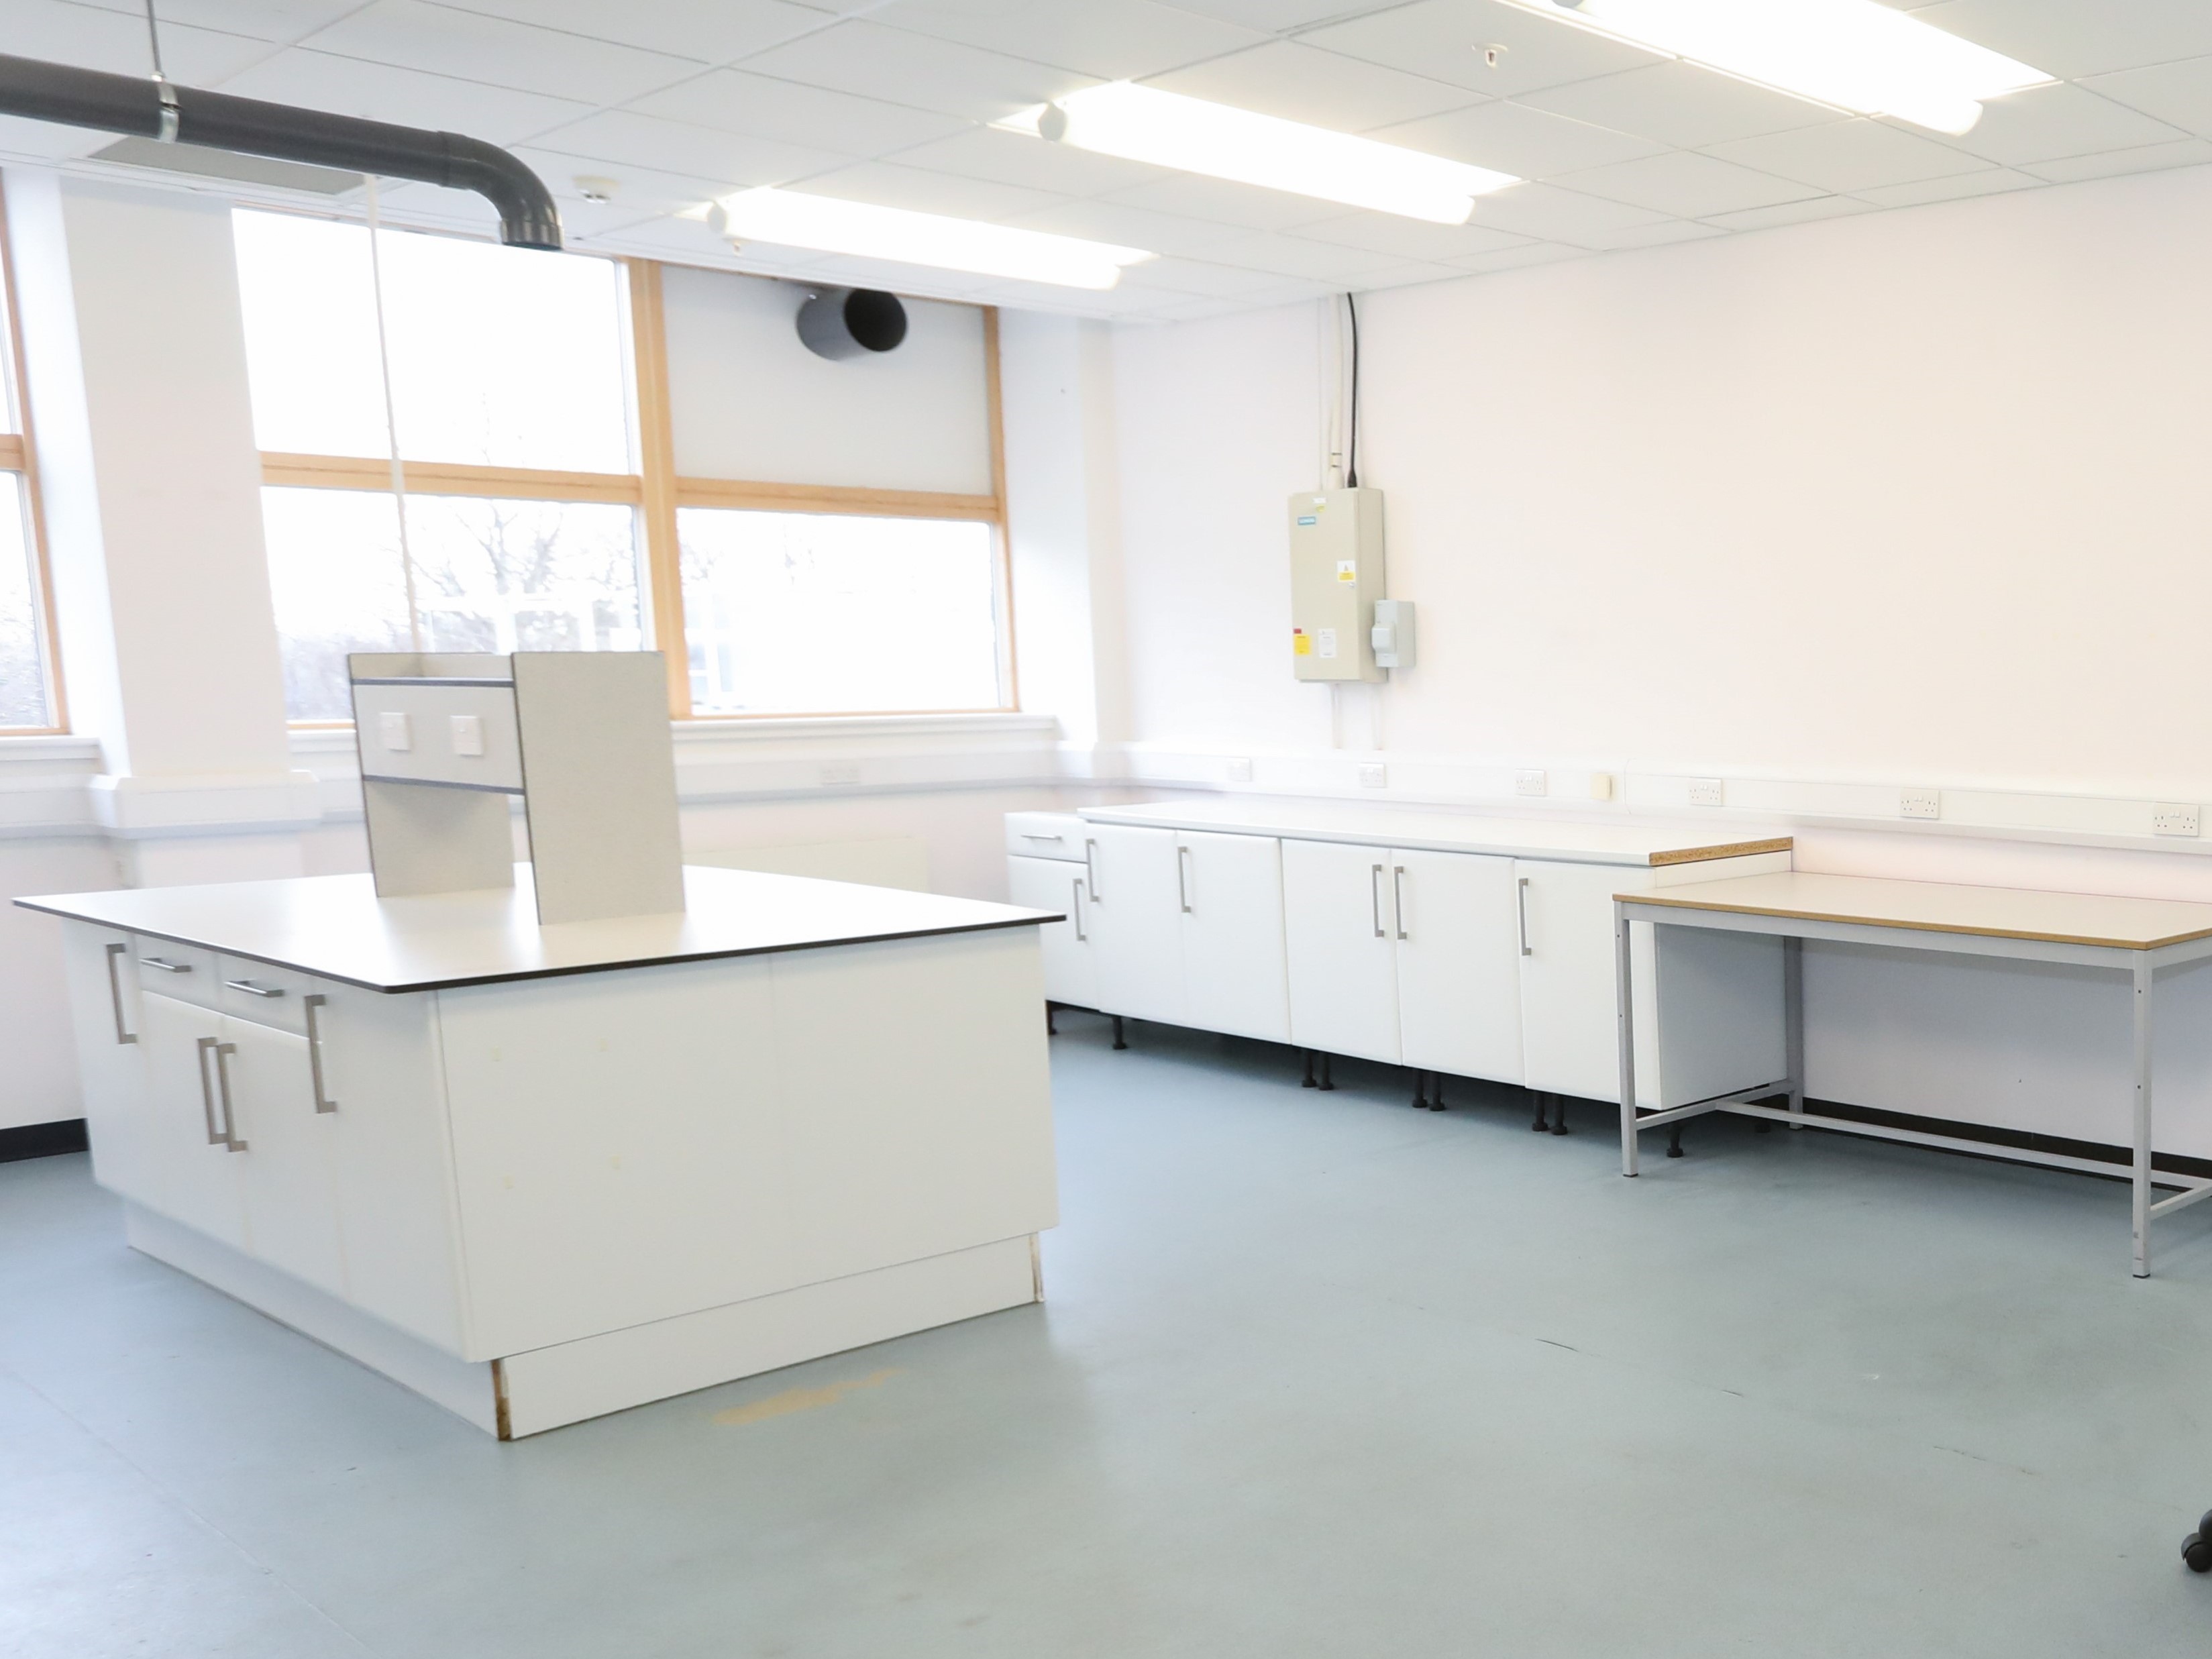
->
362, 780, 516, 898
513, 652, 685, 926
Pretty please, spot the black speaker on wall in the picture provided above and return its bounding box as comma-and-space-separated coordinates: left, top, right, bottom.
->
797, 286, 908, 360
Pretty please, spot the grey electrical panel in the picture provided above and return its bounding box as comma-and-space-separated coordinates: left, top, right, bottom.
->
1287, 487, 1385, 683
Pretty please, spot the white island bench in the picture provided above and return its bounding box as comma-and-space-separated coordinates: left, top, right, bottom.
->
25, 865, 1060, 1438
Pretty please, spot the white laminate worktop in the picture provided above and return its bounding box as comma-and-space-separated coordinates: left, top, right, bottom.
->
1077, 797, 1791, 868
19, 864, 1059, 992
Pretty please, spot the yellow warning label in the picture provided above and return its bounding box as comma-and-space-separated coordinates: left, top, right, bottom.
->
1293, 633, 1312, 656
1335, 559, 1358, 583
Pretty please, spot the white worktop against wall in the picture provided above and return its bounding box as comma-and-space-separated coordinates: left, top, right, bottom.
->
19, 864, 1057, 992
1079, 797, 1790, 868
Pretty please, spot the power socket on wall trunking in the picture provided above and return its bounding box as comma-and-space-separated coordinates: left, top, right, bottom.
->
2154, 803, 2201, 837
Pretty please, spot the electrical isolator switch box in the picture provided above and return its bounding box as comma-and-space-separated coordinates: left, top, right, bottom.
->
378, 711, 411, 753
1289, 488, 1385, 683
450, 714, 486, 757
1370, 598, 1415, 670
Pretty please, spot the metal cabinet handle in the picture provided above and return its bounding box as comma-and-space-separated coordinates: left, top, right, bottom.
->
196, 1036, 223, 1146
1393, 865, 1408, 941
304, 993, 337, 1114
1070, 878, 1088, 943
140, 956, 193, 973
1020, 831, 1065, 843
1371, 863, 1385, 939
1177, 845, 1194, 914
1518, 876, 1533, 957
212, 1039, 245, 1151
223, 978, 285, 998
105, 943, 137, 1045
1084, 838, 1100, 903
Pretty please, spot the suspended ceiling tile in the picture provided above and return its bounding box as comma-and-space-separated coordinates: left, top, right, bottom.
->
0, 113, 128, 164
625, 70, 970, 156
890, 127, 1177, 197
599, 211, 823, 266
2019, 137, 2212, 183
301, 0, 701, 105
215, 49, 596, 143
1557, 151, 1824, 219
1459, 178, 1672, 242
1202, 230, 1420, 282
1298, 0, 1668, 99
1909, 0, 2212, 81
1114, 256, 1308, 298
1579, 218, 1726, 251
64, 0, 364, 45
1141, 41, 1483, 131
1852, 168, 2044, 208
418, 0, 831, 64
1375, 99, 1662, 179
868, 0, 1269, 81
1167, 0, 1407, 30
1100, 174, 1352, 233
2080, 56, 2212, 138
524, 110, 853, 187
1515, 62, 1840, 150
739, 19, 1095, 121
1700, 194, 1873, 232
1942, 82, 2189, 165
508, 147, 742, 214
7, 0, 279, 83
1443, 239, 1585, 273
1351, 259, 1471, 290
1704, 120, 1994, 195
1287, 211, 1534, 262
796, 161, 1074, 222
1008, 199, 1263, 261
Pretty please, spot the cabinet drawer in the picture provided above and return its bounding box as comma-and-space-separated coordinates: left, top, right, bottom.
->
1004, 812, 1088, 863
134, 941, 219, 1009
215, 955, 331, 1038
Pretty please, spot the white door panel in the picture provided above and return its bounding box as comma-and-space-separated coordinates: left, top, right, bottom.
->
1009, 855, 1099, 1010
136, 991, 248, 1249
1179, 831, 1289, 1043
1393, 849, 1522, 1083
1087, 824, 1185, 1024
1282, 838, 1399, 1063
225, 1016, 346, 1297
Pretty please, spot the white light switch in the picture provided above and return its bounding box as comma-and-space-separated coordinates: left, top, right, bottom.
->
450, 714, 485, 757
378, 711, 411, 753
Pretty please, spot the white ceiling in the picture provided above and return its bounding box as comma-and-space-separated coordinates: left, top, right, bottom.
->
8, 0, 2212, 319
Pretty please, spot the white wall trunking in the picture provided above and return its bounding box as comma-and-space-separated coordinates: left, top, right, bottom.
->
1006, 798, 1794, 1128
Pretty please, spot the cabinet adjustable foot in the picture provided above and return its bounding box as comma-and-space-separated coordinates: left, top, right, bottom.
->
1531, 1091, 1550, 1132
1430, 1074, 1446, 1112
1667, 1124, 1685, 1159
1552, 1097, 1569, 1136
1318, 1053, 1335, 1092
1046, 1002, 1057, 1036
1111, 1015, 1128, 1051
1412, 1070, 1429, 1109
1302, 1049, 1318, 1089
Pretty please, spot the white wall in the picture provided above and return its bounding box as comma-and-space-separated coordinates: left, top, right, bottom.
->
662, 265, 992, 494
1106, 162, 2212, 1155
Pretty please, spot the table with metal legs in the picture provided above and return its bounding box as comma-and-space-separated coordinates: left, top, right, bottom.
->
1609, 871, 2212, 1278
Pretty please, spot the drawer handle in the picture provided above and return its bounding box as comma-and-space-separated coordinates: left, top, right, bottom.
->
1371, 863, 1385, 939
1177, 845, 1194, 914
211, 1039, 246, 1152
1084, 838, 1100, 903
1393, 865, 1408, 941
223, 978, 285, 998
305, 994, 337, 1114
1020, 831, 1065, 842
105, 943, 137, 1045
1070, 877, 1088, 943
140, 955, 193, 973
1518, 876, 1533, 957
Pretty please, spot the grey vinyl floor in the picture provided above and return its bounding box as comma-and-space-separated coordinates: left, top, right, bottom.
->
7, 1012, 2212, 1657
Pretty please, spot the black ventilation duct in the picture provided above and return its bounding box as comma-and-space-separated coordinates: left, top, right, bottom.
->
0, 52, 562, 250
797, 287, 908, 360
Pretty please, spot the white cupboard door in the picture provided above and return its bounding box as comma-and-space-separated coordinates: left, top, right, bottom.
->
1008, 855, 1099, 1010
1178, 831, 1290, 1043
1087, 824, 1186, 1025
59, 924, 153, 1206
1515, 859, 1640, 1103
1392, 849, 1523, 1084
1282, 838, 1400, 1063
136, 991, 248, 1250
223, 1016, 346, 1298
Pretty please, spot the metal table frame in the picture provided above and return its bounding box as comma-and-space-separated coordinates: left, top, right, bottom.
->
1612, 897, 2212, 1277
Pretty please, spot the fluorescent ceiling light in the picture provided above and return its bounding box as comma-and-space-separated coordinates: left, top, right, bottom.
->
996, 84, 1518, 225
705, 189, 1152, 290
1504, 0, 2052, 135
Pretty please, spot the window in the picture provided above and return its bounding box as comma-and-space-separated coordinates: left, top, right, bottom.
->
0, 183, 62, 731
235, 210, 1011, 724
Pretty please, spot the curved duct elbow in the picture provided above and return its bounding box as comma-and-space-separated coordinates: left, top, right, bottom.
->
0, 52, 562, 250
797, 287, 908, 360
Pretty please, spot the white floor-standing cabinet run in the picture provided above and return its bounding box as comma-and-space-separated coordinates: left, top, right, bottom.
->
29, 866, 1061, 1439
1009, 801, 1792, 1110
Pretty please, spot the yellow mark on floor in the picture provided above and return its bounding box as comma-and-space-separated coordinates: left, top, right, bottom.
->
713, 1369, 900, 1427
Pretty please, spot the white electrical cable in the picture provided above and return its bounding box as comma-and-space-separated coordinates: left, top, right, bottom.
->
362, 175, 423, 653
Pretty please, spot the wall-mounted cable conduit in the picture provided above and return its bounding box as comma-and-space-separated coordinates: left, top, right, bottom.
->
0, 52, 562, 250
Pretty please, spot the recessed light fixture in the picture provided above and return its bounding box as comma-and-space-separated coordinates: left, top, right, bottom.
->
996, 83, 1518, 225
704, 189, 1153, 290
1506, 0, 2052, 134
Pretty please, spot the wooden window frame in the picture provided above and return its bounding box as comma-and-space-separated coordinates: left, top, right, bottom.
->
258, 244, 1014, 725
0, 174, 69, 735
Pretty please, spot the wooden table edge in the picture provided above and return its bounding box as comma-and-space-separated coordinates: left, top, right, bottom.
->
1615, 891, 2212, 952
